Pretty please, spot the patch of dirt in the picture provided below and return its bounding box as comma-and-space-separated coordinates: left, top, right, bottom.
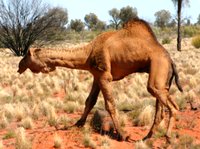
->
1, 106, 200, 149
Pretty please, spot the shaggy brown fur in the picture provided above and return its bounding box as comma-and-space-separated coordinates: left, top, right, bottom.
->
18, 18, 182, 141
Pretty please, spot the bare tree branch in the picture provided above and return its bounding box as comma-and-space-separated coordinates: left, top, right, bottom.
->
0, 0, 68, 56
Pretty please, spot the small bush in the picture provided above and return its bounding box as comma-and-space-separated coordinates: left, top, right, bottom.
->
192, 35, 200, 49
183, 26, 197, 37
3, 130, 16, 140
100, 136, 110, 149
162, 37, 171, 45
63, 101, 79, 113
83, 134, 96, 149
136, 105, 154, 126
20, 117, 34, 129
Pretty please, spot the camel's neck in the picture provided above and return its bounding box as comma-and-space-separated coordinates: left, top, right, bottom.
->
36, 44, 91, 70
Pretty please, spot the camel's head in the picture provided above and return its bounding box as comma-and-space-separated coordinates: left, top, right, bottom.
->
17, 48, 55, 74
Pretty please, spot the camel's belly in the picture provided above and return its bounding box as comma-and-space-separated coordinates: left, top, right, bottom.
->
111, 62, 148, 81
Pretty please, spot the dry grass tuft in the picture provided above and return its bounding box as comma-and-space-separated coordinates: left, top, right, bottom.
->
0, 112, 8, 129
20, 117, 34, 129
47, 106, 58, 127
15, 127, 31, 149
54, 133, 62, 148
99, 136, 110, 149
63, 101, 80, 113
137, 105, 154, 127
0, 140, 4, 149
2, 104, 15, 120
83, 133, 96, 149
135, 140, 150, 149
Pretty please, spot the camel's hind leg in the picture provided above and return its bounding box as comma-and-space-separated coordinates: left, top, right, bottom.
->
75, 79, 100, 127
145, 58, 178, 140
143, 100, 165, 140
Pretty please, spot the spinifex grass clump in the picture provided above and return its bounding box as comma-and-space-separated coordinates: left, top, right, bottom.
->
0, 140, 3, 149
47, 106, 58, 127
54, 133, 62, 148
15, 127, 31, 149
99, 136, 110, 149
0, 112, 8, 129
82, 125, 96, 149
20, 117, 34, 129
192, 35, 200, 49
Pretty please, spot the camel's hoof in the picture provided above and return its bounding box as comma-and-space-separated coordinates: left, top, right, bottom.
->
165, 135, 172, 144
116, 132, 130, 142
75, 119, 86, 127
55, 125, 69, 130
142, 132, 153, 141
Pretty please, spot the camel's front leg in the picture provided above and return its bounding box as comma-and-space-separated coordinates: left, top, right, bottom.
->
98, 72, 128, 141
75, 79, 100, 127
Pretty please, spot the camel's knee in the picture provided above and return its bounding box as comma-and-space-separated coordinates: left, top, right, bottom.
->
147, 84, 157, 96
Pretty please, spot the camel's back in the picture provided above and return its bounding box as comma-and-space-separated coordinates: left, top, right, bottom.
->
106, 19, 168, 62
103, 19, 170, 80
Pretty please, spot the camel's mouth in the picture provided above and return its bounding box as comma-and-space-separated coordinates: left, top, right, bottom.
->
17, 67, 27, 74
18, 58, 28, 74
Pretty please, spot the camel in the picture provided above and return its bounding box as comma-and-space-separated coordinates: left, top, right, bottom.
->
18, 18, 183, 141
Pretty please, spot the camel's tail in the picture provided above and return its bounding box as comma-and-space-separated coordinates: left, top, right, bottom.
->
171, 62, 183, 92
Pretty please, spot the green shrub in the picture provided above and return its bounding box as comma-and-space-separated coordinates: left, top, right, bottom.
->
3, 130, 16, 139
183, 26, 198, 37
192, 35, 200, 48
162, 37, 171, 44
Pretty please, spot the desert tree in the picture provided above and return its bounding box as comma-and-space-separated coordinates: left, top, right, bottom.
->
197, 14, 200, 25
95, 20, 106, 31
108, 6, 138, 29
154, 10, 172, 29
0, 0, 68, 56
84, 13, 106, 31
109, 8, 120, 29
172, 0, 190, 51
84, 13, 98, 31
69, 19, 85, 32
119, 6, 138, 24
40, 7, 68, 42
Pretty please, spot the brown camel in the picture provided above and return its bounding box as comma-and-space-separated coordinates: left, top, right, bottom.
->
18, 18, 183, 141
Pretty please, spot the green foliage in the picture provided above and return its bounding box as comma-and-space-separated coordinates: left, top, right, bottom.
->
119, 6, 138, 23
64, 30, 101, 43
182, 26, 200, 37
154, 127, 166, 138
84, 13, 106, 31
197, 14, 200, 24
154, 9, 172, 29
162, 37, 171, 44
109, 8, 121, 29
178, 135, 194, 148
3, 130, 16, 140
109, 6, 137, 29
192, 35, 200, 49
176, 95, 187, 110
70, 19, 85, 32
